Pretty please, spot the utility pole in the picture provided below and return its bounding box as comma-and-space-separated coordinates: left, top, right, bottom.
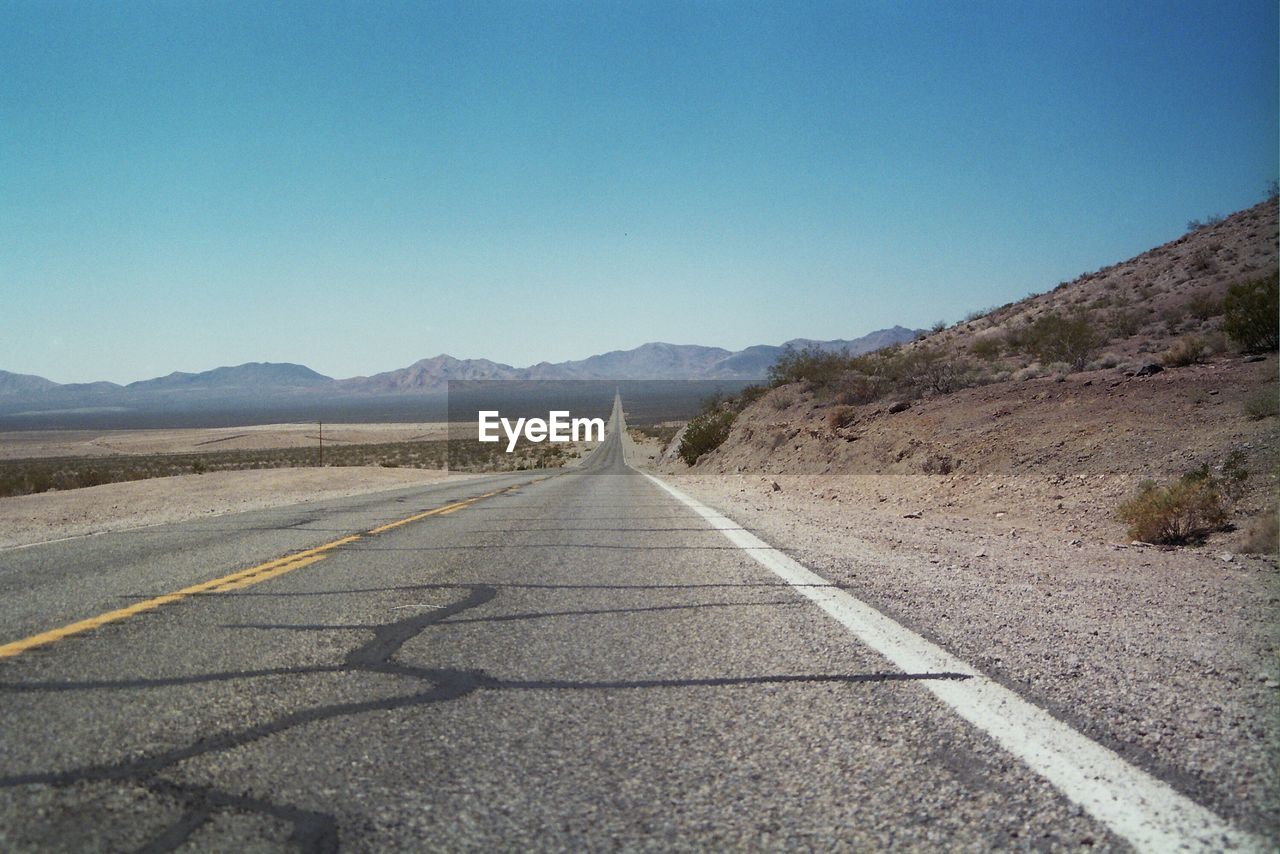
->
318, 420, 323, 467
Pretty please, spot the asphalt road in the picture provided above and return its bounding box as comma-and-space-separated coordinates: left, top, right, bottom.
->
0, 397, 1248, 850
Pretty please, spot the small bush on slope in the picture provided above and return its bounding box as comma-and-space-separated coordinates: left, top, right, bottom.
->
1016, 311, 1100, 371
678, 408, 737, 465
1223, 273, 1279, 353
1116, 471, 1230, 544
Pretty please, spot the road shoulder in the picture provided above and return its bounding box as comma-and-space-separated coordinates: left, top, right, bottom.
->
652, 471, 1280, 840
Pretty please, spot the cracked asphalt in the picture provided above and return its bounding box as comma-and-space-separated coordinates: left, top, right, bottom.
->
0, 402, 1132, 850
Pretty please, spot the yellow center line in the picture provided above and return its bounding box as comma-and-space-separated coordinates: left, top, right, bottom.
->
0, 482, 528, 660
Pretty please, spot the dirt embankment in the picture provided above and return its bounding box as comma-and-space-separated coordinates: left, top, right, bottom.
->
673, 355, 1276, 545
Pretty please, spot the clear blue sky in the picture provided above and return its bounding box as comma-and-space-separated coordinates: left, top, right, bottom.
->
2, 1, 1276, 383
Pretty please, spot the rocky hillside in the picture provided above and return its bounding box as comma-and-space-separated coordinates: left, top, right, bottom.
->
919, 198, 1277, 371
666, 198, 1279, 544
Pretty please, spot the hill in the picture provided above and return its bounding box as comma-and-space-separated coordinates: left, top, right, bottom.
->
126, 362, 334, 392
661, 198, 1279, 551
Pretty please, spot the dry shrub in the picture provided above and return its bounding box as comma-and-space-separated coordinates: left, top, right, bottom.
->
1017, 311, 1100, 371
970, 335, 1004, 361
1224, 273, 1279, 353
1237, 511, 1278, 556
678, 409, 736, 465
832, 373, 888, 405
920, 453, 957, 475
826, 406, 857, 430
1243, 390, 1279, 420
1162, 335, 1206, 367
1116, 474, 1229, 544
1186, 292, 1222, 320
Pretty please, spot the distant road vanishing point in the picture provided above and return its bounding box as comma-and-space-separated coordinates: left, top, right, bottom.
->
0, 395, 1260, 850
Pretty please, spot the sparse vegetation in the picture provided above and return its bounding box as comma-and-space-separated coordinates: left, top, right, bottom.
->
1108, 307, 1143, 338
1186, 292, 1222, 321
0, 441, 460, 498
1186, 214, 1224, 232
826, 406, 857, 430
1116, 470, 1231, 545
969, 335, 1004, 361
920, 452, 957, 475
767, 342, 975, 402
767, 346, 853, 390
1222, 273, 1279, 352
1243, 389, 1279, 420
1237, 510, 1278, 555
908, 345, 969, 395
1162, 335, 1206, 367
832, 374, 889, 405
630, 422, 681, 447
678, 401, 737, 465
1013, 311, 1099, 371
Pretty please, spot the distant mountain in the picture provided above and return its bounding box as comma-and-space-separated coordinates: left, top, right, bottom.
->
525, 342, 735, 381
783, 325, 921, 354
0, 327, 922, 409
338, 355, 521, 393
126, 362, 333, 392
0, 370, 62, 396
336, 328, 920, 392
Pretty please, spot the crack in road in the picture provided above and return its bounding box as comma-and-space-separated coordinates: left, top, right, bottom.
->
0, 581, 969, 851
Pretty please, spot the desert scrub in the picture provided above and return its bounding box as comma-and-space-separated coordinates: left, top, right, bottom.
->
677, 391, 755, 465
1237, 511, 1278, 556
1186, 292, 1222, 321
826, 406, 857, 430
905, 345, 970, 394
0, 440, 458, 497
1116, 471, 1230, 545
969, 335, 1004, 361
1107, 312, 1141, 340
767, 345, 857, 389
677, 408, 736, 465
630, 422, 681, 447
1014, 311, 1099, 371
1222, 272, 1279, 352
1162, 335, 1206, 367
1243, 389, 1279, 420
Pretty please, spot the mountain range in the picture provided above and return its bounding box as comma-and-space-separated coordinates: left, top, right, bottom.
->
0, 327, 919, 412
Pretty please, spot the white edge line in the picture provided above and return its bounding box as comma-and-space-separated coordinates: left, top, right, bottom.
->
642, 471, 1263, 853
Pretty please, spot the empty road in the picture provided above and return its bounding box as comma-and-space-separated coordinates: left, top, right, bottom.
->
0, 397, 1259, 851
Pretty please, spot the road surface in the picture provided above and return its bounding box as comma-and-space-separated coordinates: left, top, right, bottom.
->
0, 396, 1258, 850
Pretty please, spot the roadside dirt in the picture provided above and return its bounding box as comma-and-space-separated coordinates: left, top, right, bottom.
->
0, 467, 470, 549
0, 422, 452, 460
